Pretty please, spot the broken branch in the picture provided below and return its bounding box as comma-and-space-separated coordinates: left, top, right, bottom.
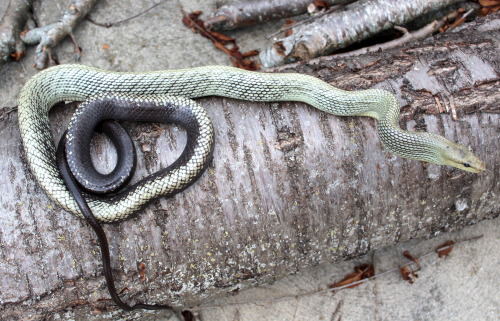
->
21, 0, 97, 69
259, 0, 469, 67
0, 0, 33, 69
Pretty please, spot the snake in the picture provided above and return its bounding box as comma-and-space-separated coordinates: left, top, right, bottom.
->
18, 64, 485, 309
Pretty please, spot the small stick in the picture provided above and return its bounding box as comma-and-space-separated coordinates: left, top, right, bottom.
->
330, 300, 343, 321
332, 18, 447, 59
87, 1, 167, 28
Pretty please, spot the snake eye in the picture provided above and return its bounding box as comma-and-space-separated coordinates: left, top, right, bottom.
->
463, 163, 471, 168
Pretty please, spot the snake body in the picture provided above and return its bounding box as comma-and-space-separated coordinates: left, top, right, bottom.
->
18, 64, 485, 223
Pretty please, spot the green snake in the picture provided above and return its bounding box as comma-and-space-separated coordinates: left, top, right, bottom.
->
18, 64, 486, 223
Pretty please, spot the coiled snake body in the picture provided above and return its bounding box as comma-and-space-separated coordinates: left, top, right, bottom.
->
19, 64, 485, 224
18, 64, 485, 310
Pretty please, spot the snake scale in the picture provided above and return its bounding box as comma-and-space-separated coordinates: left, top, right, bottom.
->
19, 64, 486, 224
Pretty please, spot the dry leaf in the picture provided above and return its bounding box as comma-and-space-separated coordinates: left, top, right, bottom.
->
10, 51, 25, 61
329, 264, 374, 289
448, 8, 468, 29
283, 18, 296, 37
181, 10, 259, 70
138, 262, 146, 282
273, 41, 287, 57
400, 266, 418, 284
436, 240, 455, 258
403, 250, 420, 265
209, 30, 235, 43
479, 0, 500, 16
242, 50, 259, 58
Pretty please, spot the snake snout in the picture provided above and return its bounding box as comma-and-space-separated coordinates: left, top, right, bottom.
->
441, 140, 486, 173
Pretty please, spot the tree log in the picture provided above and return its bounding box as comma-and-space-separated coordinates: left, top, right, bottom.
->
259, 0, 469, 67
0, 14, 499, 321
204, 0, 355, 31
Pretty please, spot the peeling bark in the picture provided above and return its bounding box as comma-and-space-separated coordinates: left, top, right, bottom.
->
259, 0, 469, 67
0, 15, 499, 321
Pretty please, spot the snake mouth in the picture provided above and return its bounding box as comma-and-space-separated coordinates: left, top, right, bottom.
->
450, 159, 486, 173
469, 162, 487, 173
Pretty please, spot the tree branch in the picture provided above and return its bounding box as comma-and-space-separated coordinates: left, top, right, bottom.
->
20, 0, 97, 69
204, 0, 356, 31
0, 0, 33, 69
259, 0, 469, 67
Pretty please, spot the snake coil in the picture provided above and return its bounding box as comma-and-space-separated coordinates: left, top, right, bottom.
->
18, 64, 485, 310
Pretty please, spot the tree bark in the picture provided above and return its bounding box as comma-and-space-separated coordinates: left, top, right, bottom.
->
0, 14, 499, 321
204, 0, 355, 30
259, 0, 469, 67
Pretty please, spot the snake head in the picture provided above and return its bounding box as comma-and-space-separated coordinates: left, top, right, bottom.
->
437, 137, 486, 173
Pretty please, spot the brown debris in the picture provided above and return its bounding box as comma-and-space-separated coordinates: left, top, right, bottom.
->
329, 264, 375, 289
283, 19, 297, 37
273, 41, 288, 57
400, 266, 419, 284
312, 0, 331, 12
438, 8, 477, 33
436, 240, 455, 258
403, 250, 420, 265
138, 262, 147, 282
181, 11, 259, 70
479, 0, 500, 16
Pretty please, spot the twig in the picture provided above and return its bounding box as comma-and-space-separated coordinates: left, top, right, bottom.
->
0, 106, 19, 122
446, 8, 475, 31
331, 17, 447, 59
69, 32, 82, 62
21, 0, 97, 69
189, 234, 483, 312
330, 300, 343, 321
86, 1, 167, 28
266, 5, 343, 39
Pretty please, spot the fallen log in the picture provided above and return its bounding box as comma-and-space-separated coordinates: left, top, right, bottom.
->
0, 13, 498, 321
259, 0, 472, 67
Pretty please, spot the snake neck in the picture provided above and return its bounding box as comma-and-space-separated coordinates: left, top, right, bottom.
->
296, 84, 447, 164
374, 93, 445, 164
